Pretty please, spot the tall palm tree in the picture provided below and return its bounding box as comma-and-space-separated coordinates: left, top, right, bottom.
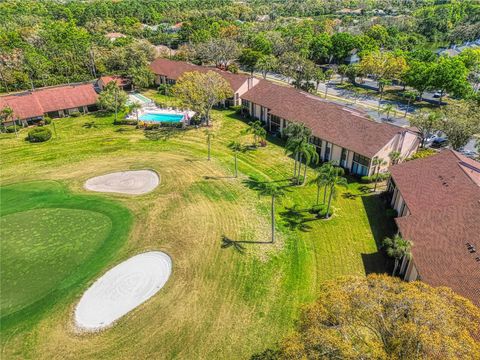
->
388, 150, 401, 165
1, 107, 16, 137
204, 129, 214, 161
382, 234, 412, 276
311, 164, 332, 206
260, 182, 285, 243
284, 123, 311, 183
325, 167, 348, 219
130, 102, 142, 122
299, 143, 319, 185
228, 141, 242, 177
381, 103, 395, 121
372, 157, 387, 192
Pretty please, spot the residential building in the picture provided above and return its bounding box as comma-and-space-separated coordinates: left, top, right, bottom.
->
0, 83, 99, 125
241, 80, 419, 176
388, 150, 480, 306
149, 58, 259, 106
97, 76, 131, 91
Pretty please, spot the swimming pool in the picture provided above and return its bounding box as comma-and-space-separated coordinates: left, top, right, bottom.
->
139, 113, 184, 122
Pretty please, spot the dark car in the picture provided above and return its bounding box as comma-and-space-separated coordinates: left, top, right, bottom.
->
430, 138, 448, 148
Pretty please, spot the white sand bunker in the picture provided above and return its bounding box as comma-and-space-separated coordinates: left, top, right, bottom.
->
85, 170, 159, 195
75, 251, 172, 331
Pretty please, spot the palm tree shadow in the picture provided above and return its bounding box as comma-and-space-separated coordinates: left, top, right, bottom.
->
242, 176, 293, 192
204, 175, 235, 180
279, 205, 317, 232
342, 191, 358, 200
220, 235, 272, 253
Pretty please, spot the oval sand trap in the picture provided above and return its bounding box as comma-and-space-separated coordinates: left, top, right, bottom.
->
85, 170, 159, 195
75, 251, 172, 331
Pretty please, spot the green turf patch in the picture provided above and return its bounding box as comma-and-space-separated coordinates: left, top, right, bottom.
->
0, 181, 132, 331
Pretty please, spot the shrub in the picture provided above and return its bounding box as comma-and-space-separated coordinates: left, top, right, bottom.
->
231, 105, 242, 113
70, 111, 81, 117
386, 208, 398, 218
309, 204, 331, 219
43, 116, 52, 124
5, 125, 17, 133
114, 119, 138, 126
143, 122, 182, 130
27, 127, 52, 143
361, 173, 390, 183
408, 148, 436, 161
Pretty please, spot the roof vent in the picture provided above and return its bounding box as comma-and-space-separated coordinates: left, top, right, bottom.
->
466, 243, 476, 253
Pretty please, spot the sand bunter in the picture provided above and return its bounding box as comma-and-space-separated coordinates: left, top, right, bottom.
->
84, 170, 159, 195
75, 251, 172, 331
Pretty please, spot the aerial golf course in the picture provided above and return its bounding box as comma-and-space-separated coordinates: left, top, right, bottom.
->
0, 93, 393, 359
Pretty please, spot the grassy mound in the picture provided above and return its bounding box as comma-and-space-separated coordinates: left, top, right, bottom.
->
0, 181, 132, 330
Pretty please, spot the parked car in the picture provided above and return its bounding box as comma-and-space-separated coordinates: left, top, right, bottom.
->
433, 91, 442, 98
430, 138, 448, 148
459, 149, 479, 159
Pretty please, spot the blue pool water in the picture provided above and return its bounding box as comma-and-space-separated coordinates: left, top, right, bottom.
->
139, 113, 184, 122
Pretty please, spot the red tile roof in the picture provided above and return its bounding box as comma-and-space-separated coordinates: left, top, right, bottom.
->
242, 80, 404, 158
391, 150, 480, 306
149, 58, 250, 92
99, 75, 130, 88
0, 83, 98, 120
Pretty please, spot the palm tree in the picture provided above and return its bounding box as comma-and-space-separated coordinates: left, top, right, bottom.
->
383, 234, 412, 276
372, 157, 387, 192
388, 150, 401, 165
1, 107, 16, 137
325, 167, 348, 219
228, 141, 242, 177
243, 120, 264, 146
311, 164, 332, 206
130, 102, 142, 122
204, 129, 214, 161
381, 103, 395, 121
284, 123, 311, 183
260, 182, 285, 243
299, 143, 319, 185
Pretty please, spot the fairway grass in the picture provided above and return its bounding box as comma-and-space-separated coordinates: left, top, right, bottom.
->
0, 93, 394, 359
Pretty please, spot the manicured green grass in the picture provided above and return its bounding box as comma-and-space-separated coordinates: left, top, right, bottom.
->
0, 92, 394, 359
0, 181, 132, 330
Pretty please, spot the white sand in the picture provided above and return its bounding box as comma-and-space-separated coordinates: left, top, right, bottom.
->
84, 170, 159, 195
74, 251, 172, 331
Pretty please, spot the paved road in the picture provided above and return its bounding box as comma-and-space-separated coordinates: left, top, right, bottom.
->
251, 71, 479, 158
253, 71, 413, 127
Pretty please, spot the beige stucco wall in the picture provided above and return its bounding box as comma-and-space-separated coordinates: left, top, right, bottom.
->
404, 259, 419, 281
236, 77, 260, 101
373, 131, 420, 172
331, 144, 343, 164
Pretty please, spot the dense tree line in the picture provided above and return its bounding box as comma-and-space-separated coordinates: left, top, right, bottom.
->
1, 0, 479, 94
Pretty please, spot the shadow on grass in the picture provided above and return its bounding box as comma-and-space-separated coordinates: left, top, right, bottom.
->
204, 175, 235, 180
360, 192, 396, 274
279, 205, 318, 232
242, 176, 293, 192
220, 235, 272, 253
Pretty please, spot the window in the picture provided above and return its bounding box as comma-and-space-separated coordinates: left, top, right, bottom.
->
324, 143, 331, 161
310, 136, 322, 148
353, 153, 370, 167
242, 99, 250, 108
340, 148, 347, 167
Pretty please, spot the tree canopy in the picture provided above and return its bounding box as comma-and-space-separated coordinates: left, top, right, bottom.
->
253, 274, 480, 360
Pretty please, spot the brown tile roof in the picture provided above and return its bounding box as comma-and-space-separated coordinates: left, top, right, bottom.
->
0, 83, 98, 120
149, 58, 250, 92
391, 150, 480, 306
99, 75, 130, 88
242, 80, 403, 158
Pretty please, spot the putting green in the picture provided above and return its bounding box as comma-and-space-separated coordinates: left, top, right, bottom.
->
0, 181, 132, 328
